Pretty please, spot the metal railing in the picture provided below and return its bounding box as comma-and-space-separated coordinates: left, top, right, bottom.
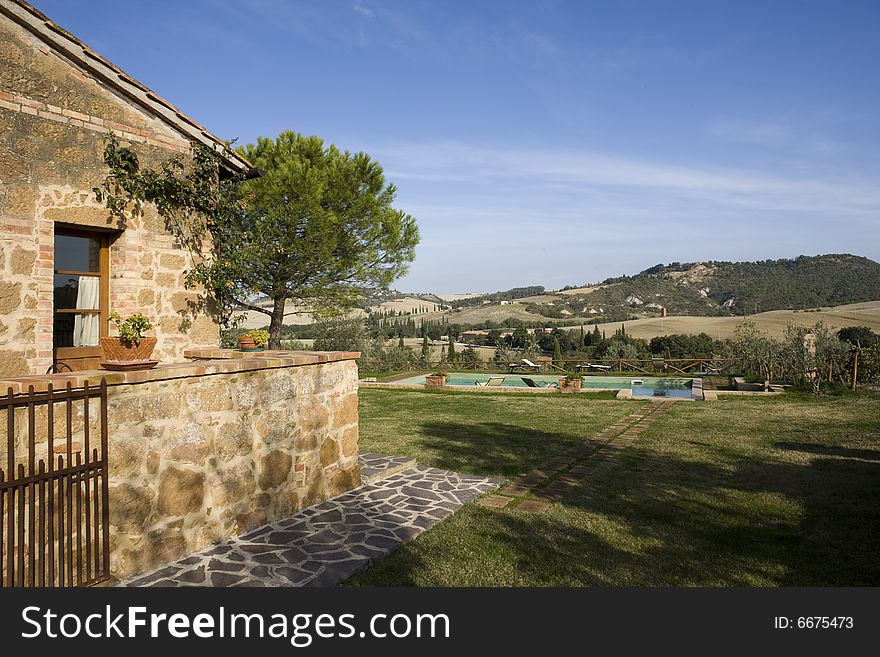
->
0, 380, 110, 587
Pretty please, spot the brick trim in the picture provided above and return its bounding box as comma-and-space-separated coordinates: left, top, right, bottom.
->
0, 87, 189, 152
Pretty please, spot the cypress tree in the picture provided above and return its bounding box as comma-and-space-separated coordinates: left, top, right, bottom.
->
421, 335, 430, 362
553, 337, 563, 367
447, 336, 456, 362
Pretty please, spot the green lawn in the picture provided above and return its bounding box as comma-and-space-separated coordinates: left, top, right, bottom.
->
349, 389, 880, 586
355, 387, 629, 478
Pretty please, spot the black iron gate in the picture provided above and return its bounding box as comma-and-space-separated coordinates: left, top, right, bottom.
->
0, 379, 110, 587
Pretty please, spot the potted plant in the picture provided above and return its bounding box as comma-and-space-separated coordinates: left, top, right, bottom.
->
560, 372, 582, 392
99, 311, 157, 370
425, 370, 447, 388
239, 329, 269, 351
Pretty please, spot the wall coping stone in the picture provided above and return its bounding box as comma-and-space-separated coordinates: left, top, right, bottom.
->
0, 350, 360, 394
183, 348, 361, 361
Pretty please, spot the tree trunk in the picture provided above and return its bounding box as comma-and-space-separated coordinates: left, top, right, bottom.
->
852, 349, 859, 390
268, 296, 286, 349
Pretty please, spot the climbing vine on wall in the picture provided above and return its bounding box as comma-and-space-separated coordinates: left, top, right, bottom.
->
93, 133, 245, 324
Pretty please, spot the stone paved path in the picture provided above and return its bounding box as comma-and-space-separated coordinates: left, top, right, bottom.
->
124, 463, 501, 587
359, 452, 417, 484
479, 400, 675, 512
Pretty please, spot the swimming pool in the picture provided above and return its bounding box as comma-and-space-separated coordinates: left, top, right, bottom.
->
392, 373, 697, 397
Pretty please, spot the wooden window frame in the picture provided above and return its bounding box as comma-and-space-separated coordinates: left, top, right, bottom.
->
53, 225, 110, 362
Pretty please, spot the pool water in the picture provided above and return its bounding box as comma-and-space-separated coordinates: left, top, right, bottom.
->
393, 373, 695, 396
630, 381, 694, 398
395, 373, 563, 387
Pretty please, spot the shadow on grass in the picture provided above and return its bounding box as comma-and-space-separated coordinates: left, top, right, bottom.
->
772, 442, 880, 461
410, 421, 587, 478
350, 441, 880, 586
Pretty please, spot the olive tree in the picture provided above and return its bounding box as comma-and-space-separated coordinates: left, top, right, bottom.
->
727, 321, 780, 384
780, 321, 851, 393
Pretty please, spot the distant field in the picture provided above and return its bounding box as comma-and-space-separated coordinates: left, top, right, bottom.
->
439, 302, 549, 324
436, 293, 484, 302
237, 305, 365, 329
556, 285, 606, 296
369, 296, 440, 315
238, 297, 880, 338
516, 294, 563, 303
571, 301, 880, 340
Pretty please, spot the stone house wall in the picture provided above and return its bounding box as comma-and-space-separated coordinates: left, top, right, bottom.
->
0, 10, 225, 377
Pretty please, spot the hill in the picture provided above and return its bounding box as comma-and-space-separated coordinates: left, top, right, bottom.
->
572, 301, 880, 341
239, 254, 880, 331
616, 254, 880, 315
448, 254, 880, 324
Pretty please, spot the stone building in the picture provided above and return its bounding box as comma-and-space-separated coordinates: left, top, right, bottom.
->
0, 1, 363, 583
460, 330, 488, 345
0, 0, 257, 375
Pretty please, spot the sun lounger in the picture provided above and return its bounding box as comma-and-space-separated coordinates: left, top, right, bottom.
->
521, 377, 558, 389
692, 358, 732, 376
575, 363, 612, 372
507, 359, 541, 373
476, 376, 505, 386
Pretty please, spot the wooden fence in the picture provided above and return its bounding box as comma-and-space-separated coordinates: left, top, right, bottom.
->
428, 358, 727, 374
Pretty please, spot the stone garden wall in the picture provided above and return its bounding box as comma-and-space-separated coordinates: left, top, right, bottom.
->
0, 351, 361, 582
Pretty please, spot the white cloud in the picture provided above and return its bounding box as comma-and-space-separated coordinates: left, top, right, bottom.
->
374, 138, 880, 289
353, 1, 374, 19
376, 140, 880, 218
706, 118, 793, 146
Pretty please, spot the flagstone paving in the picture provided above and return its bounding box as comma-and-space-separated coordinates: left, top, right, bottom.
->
359, 452, 417, 484
123, 463, 501, 587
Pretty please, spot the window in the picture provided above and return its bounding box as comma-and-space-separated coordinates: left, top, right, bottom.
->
53, 227, 109, 368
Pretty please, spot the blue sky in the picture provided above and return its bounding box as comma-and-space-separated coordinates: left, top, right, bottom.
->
35, 0, 880, 293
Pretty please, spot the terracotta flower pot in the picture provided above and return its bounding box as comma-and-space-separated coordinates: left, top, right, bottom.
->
238, 336, 264, 351
559, 377, 582, 393
99, 336, 158, 370
100, 336, 157, 362
425, 375, 446, 388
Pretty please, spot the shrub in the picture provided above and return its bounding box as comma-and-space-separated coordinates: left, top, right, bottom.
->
245, 329, 270, 347
109, 311, 153, 346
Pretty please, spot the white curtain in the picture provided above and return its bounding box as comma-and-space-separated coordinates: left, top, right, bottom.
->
73, 275, 100, 347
